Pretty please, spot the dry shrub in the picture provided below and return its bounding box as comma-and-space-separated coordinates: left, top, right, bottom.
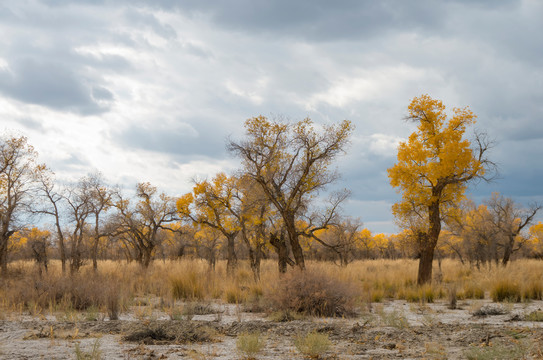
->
4, 272, 127, 316
170, 270, 206, 300
268, 269, 357, 317
522, 281, 543, 301
459, 283, 485, 300
491, 279, 521, 302
123, 321, 216, 344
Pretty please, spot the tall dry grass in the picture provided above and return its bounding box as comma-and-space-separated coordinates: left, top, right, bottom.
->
1, 258, 542, 318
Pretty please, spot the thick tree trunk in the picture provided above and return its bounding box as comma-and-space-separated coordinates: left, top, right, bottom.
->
502, 235, 514, 266
142, 247, 153, 268
207, 249, 216, 271
226, 234, 238, 276
270, 231, 291, 274
284, 213, 305, 270
0, 239, 8, 275
418, 194, 442, 285
417, 245, 435, 285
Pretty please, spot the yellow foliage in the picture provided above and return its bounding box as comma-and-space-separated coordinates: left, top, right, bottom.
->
388, 94, 484, 231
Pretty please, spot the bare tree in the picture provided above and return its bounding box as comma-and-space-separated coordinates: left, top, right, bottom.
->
0, 135, 45, 274
114, 182, 179, 268
84, 173, 115, 271
486, 193, 541, 266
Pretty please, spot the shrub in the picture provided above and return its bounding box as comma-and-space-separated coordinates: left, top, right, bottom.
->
491, 280, 521, 302
462, 283, 485, 300
379, 309, 409, 328
170, 271, 205, 300
522, 281, 543, 301
236, 332, 265, 359
224, 284, 247, 304
471, 303, 509, 316
464, 341, 529, 360
294, 332, 331, 359
268, 269, 356, 317
525, 310, 543, 321
74, 339, 102, 360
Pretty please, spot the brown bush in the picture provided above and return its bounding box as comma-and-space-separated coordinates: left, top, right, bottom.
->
6, 272, 126, 315
268, 269, 357, 317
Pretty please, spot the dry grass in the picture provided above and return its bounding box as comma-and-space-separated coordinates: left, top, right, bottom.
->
0, 258, 542, 319
267, 267, 358, 317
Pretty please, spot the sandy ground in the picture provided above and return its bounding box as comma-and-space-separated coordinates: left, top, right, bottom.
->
1, 299, 543, 359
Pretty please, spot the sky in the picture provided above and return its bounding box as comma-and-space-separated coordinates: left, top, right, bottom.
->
1, 0, 542, 234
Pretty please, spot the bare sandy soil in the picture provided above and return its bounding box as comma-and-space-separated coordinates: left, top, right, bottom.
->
1, 299, 543, 359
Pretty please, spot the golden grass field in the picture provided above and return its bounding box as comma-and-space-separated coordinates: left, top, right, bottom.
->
1, 259, 543, 359
1, 258, 542, 314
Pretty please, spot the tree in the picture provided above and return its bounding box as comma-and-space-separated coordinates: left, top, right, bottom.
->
0, 135, 45, 274
228, 116, 354, 270
12, 227, 50, 275
115, 182, 179, 268
446, 201, 500, 268
307, 217, 363, 265
177, 173, 241, 275
529, 222, 543, 258
485, 193, 540, 266
84, 173, 114, 271
388, 95, 493, 285
37, 170, 69, 272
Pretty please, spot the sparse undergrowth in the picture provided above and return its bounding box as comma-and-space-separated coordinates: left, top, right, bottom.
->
268, 268, 357, 317
236, 332, 266, 359
294, 331, 332, 359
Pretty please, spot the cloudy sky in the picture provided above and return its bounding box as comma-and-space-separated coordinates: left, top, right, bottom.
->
1, 0, 542, 233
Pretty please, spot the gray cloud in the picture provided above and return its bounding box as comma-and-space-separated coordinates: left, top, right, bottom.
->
0, 58, 109, 114
113, 119, 228, 161
1, 0, 541, 233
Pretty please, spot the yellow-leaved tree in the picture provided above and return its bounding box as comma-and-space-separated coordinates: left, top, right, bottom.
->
228, 116, 354, 270
388, 95, 494, 284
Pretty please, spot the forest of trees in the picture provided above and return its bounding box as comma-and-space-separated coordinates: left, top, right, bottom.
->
1, 95, 541, 283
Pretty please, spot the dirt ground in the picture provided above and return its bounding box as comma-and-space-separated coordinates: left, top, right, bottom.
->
1, 299, 543, 359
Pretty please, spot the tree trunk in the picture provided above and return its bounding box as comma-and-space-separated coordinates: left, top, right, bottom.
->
142, 247, 153, 268
226, 234, 237, 276
284, 213, 305, 270
270, 231, 290, 274
418, 195, 442, 285
0, 238, 8, 275
417, 244, 435, 285
502, 235, 514, 266
91, 238, 99, 271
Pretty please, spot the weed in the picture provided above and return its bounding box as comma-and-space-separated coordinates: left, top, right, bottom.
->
491, 280, 521, 302
170, 270, 206, 300
464, 341, 529, 360
378, 308, 409, 328
294, 331, 331, 359
525, 310, 543, 321
236, 332, 265, 359
224, 284, 247, 304
424, 342, 447, 359
461, 283, 486, 300
268, 309, 305, 322
74, 338, 102, 360
522, 281, 543, 301
84, 306, 101, 321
